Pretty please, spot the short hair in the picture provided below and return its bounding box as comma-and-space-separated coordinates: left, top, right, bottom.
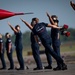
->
51, 15, 58, 19
5, 32, 11, 37
51, 15, 59, 23
32, 17, 39, 21
15, 25, 20, 29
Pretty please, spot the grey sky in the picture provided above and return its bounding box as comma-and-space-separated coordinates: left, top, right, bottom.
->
0, 0, 75, 34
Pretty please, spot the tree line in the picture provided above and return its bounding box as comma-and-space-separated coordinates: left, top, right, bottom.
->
2, 28, 75, 48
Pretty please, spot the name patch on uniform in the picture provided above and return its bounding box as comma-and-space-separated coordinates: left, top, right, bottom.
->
8, 40, 11, 42
0, 40, 3, 43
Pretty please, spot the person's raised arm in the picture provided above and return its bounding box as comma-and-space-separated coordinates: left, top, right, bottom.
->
47, 24, 62, 30
70, 1, 75, 10
46, 12, 55, 25
0, 43, 3, 53
8, 42, 12, 53
20, 18, 33, 30
8, 22, 18, 33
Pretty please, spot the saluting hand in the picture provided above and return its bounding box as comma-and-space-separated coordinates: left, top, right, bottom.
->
20, 18, 24, 22
8, 22, 11, 26
46, 12, 50, 18
70, 1, 75, 10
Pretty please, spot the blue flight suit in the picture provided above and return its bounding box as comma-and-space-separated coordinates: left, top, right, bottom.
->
0, 38, 6, 69
15, 31, 24, 69
30, 32, 42, 69
6, 38, 14, 69
51, 28, 61, 67
45, 48, 52, 67
32, 22, 64, 65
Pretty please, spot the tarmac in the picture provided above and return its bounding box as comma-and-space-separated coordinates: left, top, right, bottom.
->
0, 54, 75, 75
0, 63, 75, 75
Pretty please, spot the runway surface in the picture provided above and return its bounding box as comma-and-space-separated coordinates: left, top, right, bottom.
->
0, 63, 75, 75
0, 54, 75, 75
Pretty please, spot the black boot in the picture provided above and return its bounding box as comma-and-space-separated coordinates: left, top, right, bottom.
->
62, 63, 67, 70
33, 67, 43, 70
0, 67, 6, 70
8, 68, 14, 70
44, 65, 52, 69
53, 66, 61, 71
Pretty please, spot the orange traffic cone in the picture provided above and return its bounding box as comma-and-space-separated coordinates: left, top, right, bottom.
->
0, 9, 33, 20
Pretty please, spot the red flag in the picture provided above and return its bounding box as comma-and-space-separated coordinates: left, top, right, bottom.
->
0, 9, 33, 20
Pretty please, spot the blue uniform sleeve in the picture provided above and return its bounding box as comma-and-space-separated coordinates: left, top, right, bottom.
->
41, 22, 48, 27
0, 39, 3, 43
8, 39, 11, 43
32, 29, 37, 35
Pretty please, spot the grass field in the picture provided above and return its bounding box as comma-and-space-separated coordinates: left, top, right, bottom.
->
4, 41, 75, 58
